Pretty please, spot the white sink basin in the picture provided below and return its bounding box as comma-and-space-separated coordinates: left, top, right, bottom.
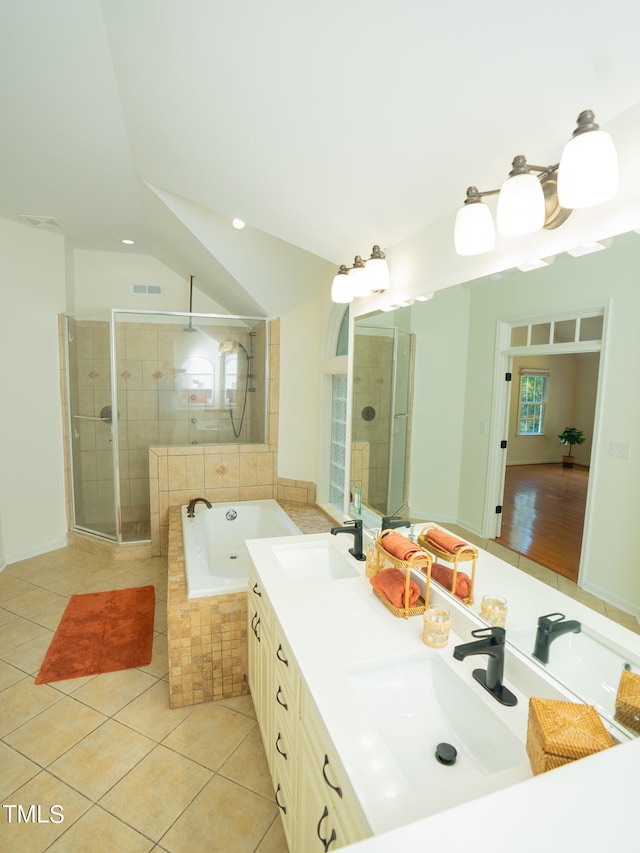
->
510, 625, 638, 720
271, 540, 361, 583
345, 652, 530, 818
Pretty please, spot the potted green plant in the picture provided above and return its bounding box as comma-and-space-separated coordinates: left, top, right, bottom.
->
558, 426, 585, 468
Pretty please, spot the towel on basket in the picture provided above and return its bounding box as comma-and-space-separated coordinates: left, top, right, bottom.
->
425, 528, 470, 555
429, 562, 472, 600
370, 568, 421, 608
379, 531, 422, 562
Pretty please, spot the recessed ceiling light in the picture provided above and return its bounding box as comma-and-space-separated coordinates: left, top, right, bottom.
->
121, 238, 135, 245
232, 218, 246, 230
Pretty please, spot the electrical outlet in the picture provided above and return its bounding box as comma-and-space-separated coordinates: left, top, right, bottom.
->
609, 441, 631, 460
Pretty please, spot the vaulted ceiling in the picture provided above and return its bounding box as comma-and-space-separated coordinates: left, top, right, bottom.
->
2, 1, 640, 315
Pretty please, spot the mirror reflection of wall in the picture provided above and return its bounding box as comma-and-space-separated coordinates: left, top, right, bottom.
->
351, 317, 414, 518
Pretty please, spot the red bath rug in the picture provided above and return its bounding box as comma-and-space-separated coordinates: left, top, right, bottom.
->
35, 585, 155, 684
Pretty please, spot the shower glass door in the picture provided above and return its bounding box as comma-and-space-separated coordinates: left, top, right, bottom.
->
66, 314, 118, 540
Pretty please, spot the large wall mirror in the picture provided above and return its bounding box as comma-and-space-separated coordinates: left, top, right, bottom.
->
348, 229, 640, 732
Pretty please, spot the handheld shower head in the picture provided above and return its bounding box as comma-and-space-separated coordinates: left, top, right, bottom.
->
218, 339, 250, 357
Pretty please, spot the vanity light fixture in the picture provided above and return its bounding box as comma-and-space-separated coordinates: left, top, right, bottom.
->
415, 293, 434, 301
454, 110, 618, 256
566, 240, 609, 257
330, 245, 390, 302
516, 258, 553, 272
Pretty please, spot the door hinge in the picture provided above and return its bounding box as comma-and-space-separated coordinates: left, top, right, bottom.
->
495, 505, 503, 514
500, 440, 508, 449
505, 372, 512, 382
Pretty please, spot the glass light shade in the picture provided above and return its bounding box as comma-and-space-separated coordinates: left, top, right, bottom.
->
497, 173, 545, 236
348, 265, 371, 297
557, 130, 618, 209
331, 271, 353, 303
454, 201, 495, 255
366, 257, 390, 292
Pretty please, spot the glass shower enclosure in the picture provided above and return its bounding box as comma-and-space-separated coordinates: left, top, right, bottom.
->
63, 309, 268, 544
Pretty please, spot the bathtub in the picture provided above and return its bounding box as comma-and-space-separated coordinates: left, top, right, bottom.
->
181, 499, 301, 598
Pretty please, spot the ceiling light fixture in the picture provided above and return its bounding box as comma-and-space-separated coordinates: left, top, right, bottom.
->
121, 238, 135, 245
232, 218, 246, 230
454, 110, 618, 256
330, 245, 390, 303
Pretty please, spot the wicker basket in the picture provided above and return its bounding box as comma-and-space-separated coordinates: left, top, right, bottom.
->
372, 533, 432, 619
526, 697, 615, 775
614, 668, 640, 733
416, 523, 477, 605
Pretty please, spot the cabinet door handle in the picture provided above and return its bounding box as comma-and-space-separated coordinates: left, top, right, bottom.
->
275, 732, 287, 760
317, 805, 337, 851
322, 754, 343, 798
251, 613, 261, 641
275, 686, 288, 710
275, 783, 287, 815
252, 582, 262, 597
276, 644, 289, 666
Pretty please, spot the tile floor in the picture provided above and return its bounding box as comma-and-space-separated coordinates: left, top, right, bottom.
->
1, 514, 638, 852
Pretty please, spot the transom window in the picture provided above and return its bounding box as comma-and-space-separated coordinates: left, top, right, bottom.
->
518, 371, 548, 435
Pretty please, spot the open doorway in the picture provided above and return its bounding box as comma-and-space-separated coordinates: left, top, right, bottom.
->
493, 351, 599, 581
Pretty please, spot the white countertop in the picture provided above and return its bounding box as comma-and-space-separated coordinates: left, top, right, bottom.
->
247, 527, 640, 850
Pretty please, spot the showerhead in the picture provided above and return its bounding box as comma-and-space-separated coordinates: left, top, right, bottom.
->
218, 339, 250, 357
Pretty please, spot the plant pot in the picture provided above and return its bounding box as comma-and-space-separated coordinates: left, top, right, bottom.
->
562, 455, 574, 469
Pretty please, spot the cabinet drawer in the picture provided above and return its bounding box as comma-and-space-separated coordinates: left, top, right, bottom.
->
273, 772, 297, 848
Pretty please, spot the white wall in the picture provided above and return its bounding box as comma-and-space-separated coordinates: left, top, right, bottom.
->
0, 219, 68, 562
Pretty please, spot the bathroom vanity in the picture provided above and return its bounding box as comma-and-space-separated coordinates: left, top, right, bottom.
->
247, 528, 640, 853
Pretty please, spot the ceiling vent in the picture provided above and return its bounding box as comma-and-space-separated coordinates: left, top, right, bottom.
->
18, 214, 61, 228
132, 283, 162, 296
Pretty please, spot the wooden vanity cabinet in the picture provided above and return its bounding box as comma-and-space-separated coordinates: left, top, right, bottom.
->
247, 564, 370, 852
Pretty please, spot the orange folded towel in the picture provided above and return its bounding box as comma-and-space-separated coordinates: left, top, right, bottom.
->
429, 562, 471, 600
426, 528, 469, 555
370, 568, 421, 608
380, 531, 422, 562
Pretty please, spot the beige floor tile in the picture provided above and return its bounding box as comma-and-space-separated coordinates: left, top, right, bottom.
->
0, 740, 40, 801
603, 603, 640, 634
3, 630, 56, 676
0, 574, 41, 602
139, 633, 169, 679
219, 724, 274, 798
163, 703, 256, 771
114, 680, 192, 742
49, 719, 155, 800
517, 557, 560, 588
0, 615, 51, 656
71, 667, 158, 716
5, 696, 107, 766
47, 804, 155, 852
4, 770, 92, 853
45, 672, 99, 696
255, 815, 289, 853
154, 599, 168, 633
28, 596, 72, 631
557, 577, 608, 614
0, 606, 20, 627
2, 586, 68, 619
0, 677, 62, 737
484, 540, 520, 565
0, 658, 28, 691
160, 774, 277, 853
218, 692, 257, 720
100, 745, 212, 842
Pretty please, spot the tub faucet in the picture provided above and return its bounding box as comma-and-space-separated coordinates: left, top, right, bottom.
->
532, 613, 582, 665
453, 626, 517, 707
330, 519, 366, 561
381, 515, 411, 531
186, 497, 212, 518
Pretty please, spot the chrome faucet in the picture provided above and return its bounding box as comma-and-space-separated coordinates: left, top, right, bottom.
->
330, 519, 366, 561
186, 497, 212, 518
453, 626, 517, 707
532, 613, 582, 665
381, 515, 411, 531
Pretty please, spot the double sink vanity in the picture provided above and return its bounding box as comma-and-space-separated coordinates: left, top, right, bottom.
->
246, 524, 640, 853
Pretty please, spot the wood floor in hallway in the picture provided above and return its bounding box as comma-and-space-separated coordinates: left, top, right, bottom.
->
494, 462, 588, 582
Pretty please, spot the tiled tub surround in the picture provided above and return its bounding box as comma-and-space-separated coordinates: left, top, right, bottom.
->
167, 501, 336, 709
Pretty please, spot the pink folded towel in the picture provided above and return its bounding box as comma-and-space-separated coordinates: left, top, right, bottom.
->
380, 531, 422, 562
428, 562, 471, 600
425, 528, 469, 555
370, 568, 421, 608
